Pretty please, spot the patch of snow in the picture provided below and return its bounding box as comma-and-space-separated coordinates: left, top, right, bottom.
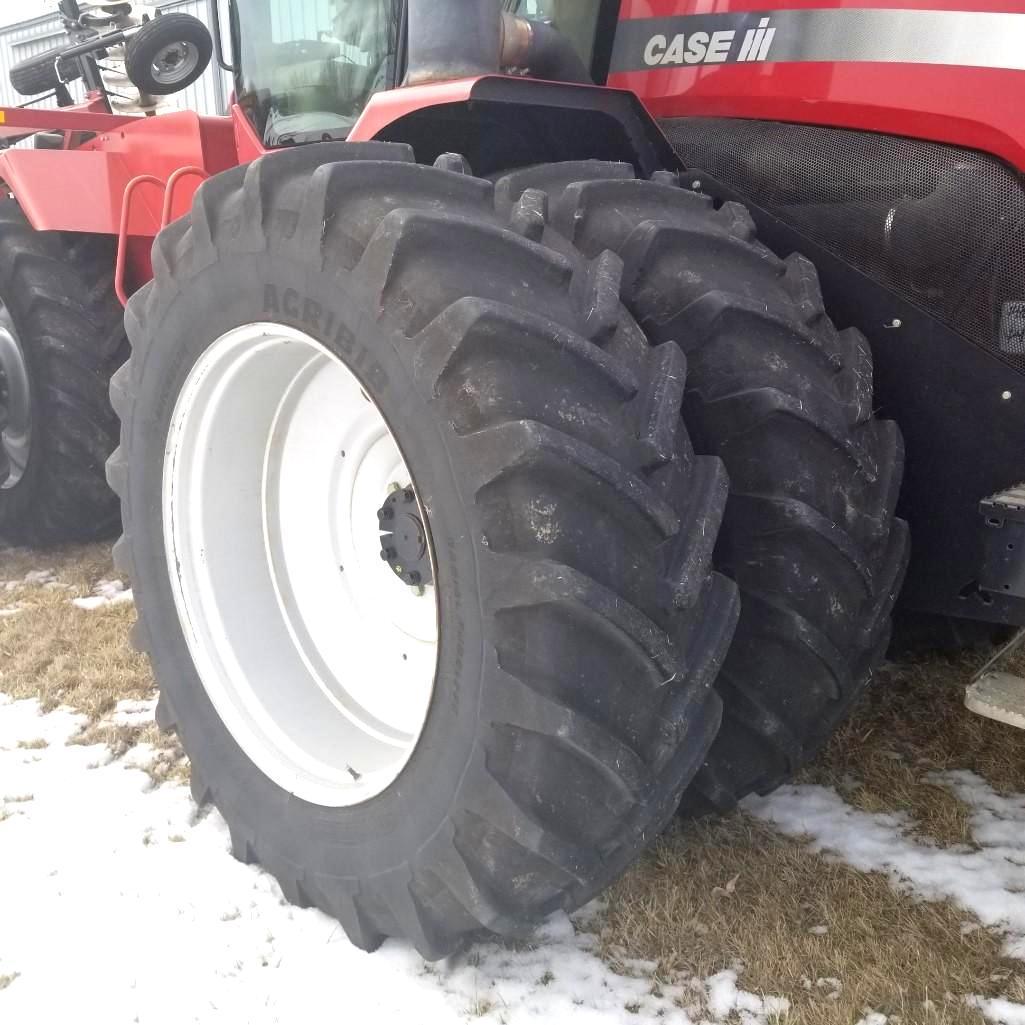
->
0, 697, 788, 1025
3, 569, 58, 591
746, 772, 1025, 958
109, 698, 157, 727
72, 579, 134, 611
816, 977, 842, 1000
704, 970, 789, 1021
970, 996, 1025, 1025
855, 1013, 888, 1025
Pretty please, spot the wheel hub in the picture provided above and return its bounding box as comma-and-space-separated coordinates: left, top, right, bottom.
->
151, 41, 199, 86
0, 301, 31, 490
378, 486, 433, 588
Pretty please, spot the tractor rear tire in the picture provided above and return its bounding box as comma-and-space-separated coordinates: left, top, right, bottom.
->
108, 144, 739, 959
493, 163, 910, 812
9, 46, 81, 98
0, 203, 124, 544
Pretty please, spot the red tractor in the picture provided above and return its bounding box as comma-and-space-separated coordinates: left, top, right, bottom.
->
0, 0, 1020, 958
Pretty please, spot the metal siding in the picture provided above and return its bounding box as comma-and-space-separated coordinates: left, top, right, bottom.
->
0, 0, 231, 118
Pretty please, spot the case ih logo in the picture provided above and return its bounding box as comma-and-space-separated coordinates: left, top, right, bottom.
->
643, 17, 776, 66
611, 9, 1025, 75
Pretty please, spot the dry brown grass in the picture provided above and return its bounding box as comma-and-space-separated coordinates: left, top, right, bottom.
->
598, 813, 1023, 1025
0, 545, 151, 719
0, 543, 186, 781
806, 647, 1025, 847
593, 643, 1025, 1023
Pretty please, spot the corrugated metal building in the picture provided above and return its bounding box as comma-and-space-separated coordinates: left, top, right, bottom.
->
0, 1, 231, 118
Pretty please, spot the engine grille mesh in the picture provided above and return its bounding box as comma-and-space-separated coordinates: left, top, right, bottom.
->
661, 116, 1025, 375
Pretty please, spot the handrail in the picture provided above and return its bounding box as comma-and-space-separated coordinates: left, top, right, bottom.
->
115, 167, 211, 307
114, 173, 163, 307
161, 166, 209, 228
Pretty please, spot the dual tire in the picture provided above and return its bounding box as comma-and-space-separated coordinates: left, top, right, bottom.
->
110, 146, 907, 956
0, 204, 124, 544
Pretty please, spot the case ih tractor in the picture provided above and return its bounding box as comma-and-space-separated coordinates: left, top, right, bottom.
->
0, 0, 1021, 957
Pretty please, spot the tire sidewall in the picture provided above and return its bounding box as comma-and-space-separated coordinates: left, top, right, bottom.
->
130, 249, 485, 878
0, 283, 42, 528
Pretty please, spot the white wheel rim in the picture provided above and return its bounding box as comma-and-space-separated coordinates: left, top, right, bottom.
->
163, 323, 439, 807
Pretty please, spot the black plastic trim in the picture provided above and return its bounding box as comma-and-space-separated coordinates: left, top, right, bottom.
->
687, 170, 1025, 626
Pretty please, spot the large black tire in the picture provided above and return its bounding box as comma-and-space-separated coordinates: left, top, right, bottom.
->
0, 203, 125, 544
493, 163, 910, 812
108, 144, 739, 959
9, 46, 81, 97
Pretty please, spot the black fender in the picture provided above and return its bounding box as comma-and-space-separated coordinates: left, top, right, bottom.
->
367, 76, 681, 179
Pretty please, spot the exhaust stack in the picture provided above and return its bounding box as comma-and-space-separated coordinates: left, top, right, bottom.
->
405, 0, 590, 87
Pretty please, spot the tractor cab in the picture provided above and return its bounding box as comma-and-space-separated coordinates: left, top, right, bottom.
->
230, 0, 606, 146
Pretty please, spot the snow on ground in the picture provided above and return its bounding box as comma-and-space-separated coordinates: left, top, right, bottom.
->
746, 776, 1025, 959
2, 568, 62, 591
970, 997, 1025, 1025
71, 577, 134, 610
0, 564, 132, 609
0, 695, 788, 1025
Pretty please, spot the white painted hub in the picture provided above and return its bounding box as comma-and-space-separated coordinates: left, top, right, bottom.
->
163, 323, 438, 806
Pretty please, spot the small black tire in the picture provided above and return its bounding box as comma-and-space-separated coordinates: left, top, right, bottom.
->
125, 14, 213, 96
109, 144, 739, 959
493, 162, 910, 812
9, 46, 81, 97
0, 203, 125, 545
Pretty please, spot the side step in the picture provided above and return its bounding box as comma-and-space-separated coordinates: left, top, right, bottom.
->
965, 671, 1025, 730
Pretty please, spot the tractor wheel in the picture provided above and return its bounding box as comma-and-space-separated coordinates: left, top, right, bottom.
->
9, 46, 81, 97
0, 203, 124, 544
108, 144, 739, 958
493, 163, 910, 812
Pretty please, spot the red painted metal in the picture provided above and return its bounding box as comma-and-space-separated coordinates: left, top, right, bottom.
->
348, 79, 480, 142
0, 110, 236, 237
0, 104, 137, 136
610, 0, 1025, 172
231, 103, 266, 162
0, 93, 135, 145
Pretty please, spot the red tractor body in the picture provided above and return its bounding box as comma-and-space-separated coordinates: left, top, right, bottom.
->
609, 0, 1025, 170
0, 0, 1020, 629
